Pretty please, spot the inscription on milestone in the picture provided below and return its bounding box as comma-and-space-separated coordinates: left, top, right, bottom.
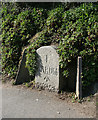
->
35, 46, 59, 91
40, 66, 58, 76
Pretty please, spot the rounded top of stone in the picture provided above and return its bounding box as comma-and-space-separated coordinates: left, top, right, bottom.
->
36, 45, 57, 52
78, 56, 82, 58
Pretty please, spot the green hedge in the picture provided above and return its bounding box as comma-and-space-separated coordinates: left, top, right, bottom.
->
2, 3, 47, 77
2, 3, 98, 89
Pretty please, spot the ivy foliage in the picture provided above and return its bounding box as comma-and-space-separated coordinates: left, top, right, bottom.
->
2, 3, 47, 77
2, 3, 98, 89
26, 3, 98, 89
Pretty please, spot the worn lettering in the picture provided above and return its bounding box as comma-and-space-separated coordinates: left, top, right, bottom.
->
41, 66, 58, 76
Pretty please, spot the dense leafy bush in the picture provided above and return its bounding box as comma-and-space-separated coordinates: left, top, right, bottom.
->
26, 3, 98, 89
2, 3, 98, 89
2, 3, 47, 77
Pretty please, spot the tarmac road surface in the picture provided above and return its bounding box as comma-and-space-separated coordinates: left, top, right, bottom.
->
1, 83, 93, 118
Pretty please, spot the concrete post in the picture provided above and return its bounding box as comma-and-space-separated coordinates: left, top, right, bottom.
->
76, 56, 82, 99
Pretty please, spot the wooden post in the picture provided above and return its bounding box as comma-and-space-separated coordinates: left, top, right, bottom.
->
76, 56, 82, 99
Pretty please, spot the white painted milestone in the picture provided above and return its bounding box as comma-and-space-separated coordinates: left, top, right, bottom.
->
35, 46, 59, 91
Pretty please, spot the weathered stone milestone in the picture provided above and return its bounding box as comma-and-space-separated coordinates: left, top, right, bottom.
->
35, 46, 66, 91
15, 49, 31, 84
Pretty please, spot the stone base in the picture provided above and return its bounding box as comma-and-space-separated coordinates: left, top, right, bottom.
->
35, 82, 58, 92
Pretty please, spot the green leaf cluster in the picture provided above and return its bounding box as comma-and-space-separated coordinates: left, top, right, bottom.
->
2, 3, 98, 89
1, 3, 47, 78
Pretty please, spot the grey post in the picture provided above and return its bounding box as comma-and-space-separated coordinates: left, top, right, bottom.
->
76, 56, 82, 99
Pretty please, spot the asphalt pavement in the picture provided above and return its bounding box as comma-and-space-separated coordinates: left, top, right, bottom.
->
2, 83, 91, 118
